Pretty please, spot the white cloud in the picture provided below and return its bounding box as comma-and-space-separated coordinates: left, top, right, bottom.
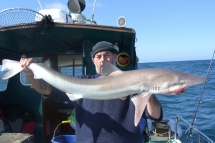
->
44, 1, 68, 12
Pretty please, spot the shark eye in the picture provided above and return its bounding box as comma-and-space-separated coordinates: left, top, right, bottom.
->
179, 80, 185, 85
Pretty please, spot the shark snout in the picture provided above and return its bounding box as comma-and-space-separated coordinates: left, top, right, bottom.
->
187, 76, 206, 86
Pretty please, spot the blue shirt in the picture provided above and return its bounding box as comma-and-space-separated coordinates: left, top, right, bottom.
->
44, 74, 162, 143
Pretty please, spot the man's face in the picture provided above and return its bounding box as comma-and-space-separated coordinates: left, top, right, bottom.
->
92, 51, 117, 74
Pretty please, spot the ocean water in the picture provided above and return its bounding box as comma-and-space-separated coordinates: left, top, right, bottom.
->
139, 60, 215, 142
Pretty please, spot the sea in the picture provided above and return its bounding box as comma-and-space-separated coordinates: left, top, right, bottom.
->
0, 59, 214, 142
138, 59, 215, 142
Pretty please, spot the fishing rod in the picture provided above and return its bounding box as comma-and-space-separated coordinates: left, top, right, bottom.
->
185, 49, 215, 143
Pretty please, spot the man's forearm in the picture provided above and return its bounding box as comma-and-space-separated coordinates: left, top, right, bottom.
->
27, 74, 52, 95
146, 94, 162, 119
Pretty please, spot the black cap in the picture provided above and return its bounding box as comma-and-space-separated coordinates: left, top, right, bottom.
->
91, 41, 119, 58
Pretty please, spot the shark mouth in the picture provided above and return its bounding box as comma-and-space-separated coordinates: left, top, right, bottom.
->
168, 87, 187, 95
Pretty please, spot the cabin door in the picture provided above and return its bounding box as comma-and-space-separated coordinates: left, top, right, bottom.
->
42, 53, 59, 143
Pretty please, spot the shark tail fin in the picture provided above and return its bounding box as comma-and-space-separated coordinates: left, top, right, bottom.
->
1, 59, 23, 80
131, 92, 152, 126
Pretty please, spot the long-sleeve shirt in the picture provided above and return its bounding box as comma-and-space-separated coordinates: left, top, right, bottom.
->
44, 74, 163, 143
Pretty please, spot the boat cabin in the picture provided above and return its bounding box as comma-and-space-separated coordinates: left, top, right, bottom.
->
0, 4, 138, 143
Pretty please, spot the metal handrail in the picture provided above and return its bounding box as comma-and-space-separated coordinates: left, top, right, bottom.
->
174, 115, 214, 143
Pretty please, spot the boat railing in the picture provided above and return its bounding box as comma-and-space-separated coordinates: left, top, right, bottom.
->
174, 115, 214, 143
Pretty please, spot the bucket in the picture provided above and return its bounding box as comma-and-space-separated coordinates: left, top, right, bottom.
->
51, 135, 76, 143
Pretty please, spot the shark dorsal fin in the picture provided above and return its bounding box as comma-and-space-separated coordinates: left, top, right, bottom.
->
43, 59, 51, 68
100, 61, 123, 76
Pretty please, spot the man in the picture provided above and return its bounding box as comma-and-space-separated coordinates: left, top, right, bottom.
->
20, 41, 163, 143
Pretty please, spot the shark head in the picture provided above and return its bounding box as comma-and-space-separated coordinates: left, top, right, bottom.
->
145, 69, 206, 95
132, 69, 206, 126
168, 72, 205, 95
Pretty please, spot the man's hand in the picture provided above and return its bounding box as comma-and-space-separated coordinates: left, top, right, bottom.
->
20, 58, 35, 76
20, 58, 52, 95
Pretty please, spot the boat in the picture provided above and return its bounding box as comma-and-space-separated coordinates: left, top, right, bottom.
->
0, 0, 214, 143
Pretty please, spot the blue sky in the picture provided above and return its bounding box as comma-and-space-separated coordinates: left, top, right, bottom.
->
0, 0, 215, 63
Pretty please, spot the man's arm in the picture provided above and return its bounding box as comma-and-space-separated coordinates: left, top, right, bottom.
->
21, 58, 72, 104
26, 73, 52, 95
20, 58, 52, 95
146, 94, 162, 120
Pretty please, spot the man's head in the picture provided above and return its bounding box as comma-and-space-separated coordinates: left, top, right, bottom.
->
91, 41, 119, 74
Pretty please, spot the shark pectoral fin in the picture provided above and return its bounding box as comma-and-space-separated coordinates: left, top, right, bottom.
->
2, 67, 23, 80
131, 92, 152, 126
66, 93, 83, 101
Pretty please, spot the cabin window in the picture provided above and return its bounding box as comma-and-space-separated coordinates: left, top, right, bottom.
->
20, 71, 31, 86
58, 55, 83, 77
0, 65, 9, 91
60, 66, 82, 77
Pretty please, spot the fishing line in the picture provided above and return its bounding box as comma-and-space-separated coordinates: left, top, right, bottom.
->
185, 49, 215, 143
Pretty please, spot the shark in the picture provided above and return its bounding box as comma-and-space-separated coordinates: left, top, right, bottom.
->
1, 59, 206, 126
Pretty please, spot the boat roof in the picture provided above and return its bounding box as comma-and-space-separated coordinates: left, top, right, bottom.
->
0, 23, 135, 57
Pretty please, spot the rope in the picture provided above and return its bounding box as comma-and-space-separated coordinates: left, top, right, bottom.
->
53, 122, 62, 138
152, 122, 171, 137
185, 49, 215, 143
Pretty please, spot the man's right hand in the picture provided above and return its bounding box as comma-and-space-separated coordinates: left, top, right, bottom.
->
20, 58, 35, 76
20, 58, 52, 95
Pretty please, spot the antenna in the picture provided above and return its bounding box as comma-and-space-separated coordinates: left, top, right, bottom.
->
91, 0, 97, 23
38, 0, 43, 9
185, 49, 215, 143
